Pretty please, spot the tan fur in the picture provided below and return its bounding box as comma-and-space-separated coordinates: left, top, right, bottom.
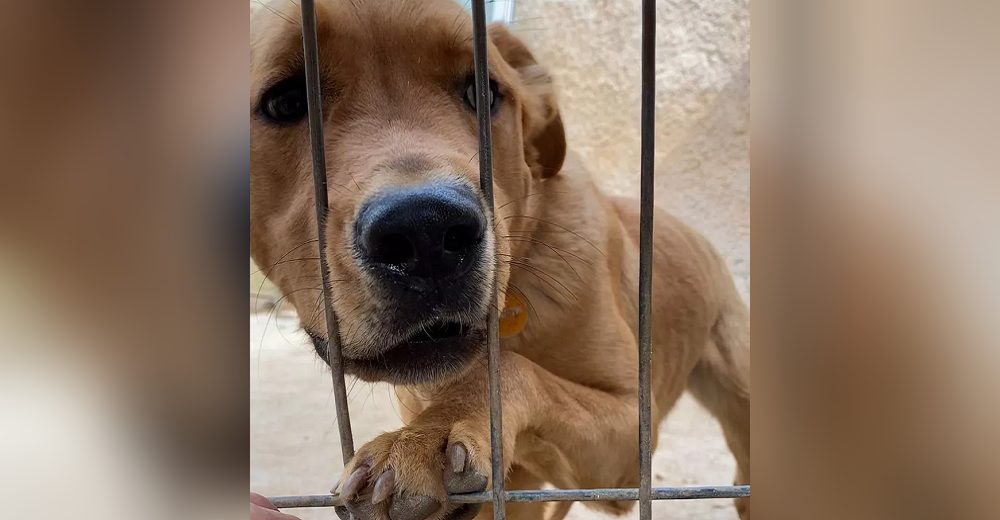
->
251, 1, 749, 518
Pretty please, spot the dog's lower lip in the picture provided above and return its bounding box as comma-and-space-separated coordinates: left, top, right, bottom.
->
405, 320, 465, 343
333, 318, 479, 363
331, 320, 486, 385
305, 313, 488, 384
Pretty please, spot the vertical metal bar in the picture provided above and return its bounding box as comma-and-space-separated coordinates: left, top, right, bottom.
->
300, 0, 355, 463
470, 1, 505, 519
637, 0, 656, 517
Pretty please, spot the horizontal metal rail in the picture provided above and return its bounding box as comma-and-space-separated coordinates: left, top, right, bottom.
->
269, 485, 750, 508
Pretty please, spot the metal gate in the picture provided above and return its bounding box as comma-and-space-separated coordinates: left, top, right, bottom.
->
268, 0, 751, 518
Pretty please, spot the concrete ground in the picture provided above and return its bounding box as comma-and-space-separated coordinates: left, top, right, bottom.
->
250, 311, 739, 520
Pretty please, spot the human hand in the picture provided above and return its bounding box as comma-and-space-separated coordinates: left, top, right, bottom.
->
251, 493, 302, 520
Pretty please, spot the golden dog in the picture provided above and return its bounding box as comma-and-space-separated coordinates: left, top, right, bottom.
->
251, 1, 749, 519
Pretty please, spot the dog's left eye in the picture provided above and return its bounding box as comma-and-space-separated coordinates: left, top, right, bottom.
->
463, 79, 500, 113
258, 76, 308, 124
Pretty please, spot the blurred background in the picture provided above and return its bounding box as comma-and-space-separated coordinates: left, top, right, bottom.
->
250, 1, 748, 519
1, 0, 997, 519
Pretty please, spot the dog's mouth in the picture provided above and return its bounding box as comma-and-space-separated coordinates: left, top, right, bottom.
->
308, 318, 486, 385
406, 319, 465, 343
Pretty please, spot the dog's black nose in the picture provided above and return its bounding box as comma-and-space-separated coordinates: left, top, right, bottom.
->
356, 183, 486, 280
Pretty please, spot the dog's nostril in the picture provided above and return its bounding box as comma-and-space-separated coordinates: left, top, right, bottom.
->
442, 224, 482, 254
372, 233, 415, 267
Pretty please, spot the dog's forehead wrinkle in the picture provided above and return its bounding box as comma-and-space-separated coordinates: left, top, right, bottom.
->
310, 0, 473, 52
383, 154, 441, 174
254, 0, 492, 92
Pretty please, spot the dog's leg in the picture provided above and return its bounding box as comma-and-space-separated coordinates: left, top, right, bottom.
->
335, 351, 641, 520
687, 302, 751, 520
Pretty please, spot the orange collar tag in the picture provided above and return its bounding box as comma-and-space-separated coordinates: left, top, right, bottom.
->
499, 292, 528, 338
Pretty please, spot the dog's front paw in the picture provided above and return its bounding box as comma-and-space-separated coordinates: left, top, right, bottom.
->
334, 424, 490, 520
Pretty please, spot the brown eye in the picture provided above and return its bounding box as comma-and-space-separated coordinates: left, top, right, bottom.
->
259, 76, 308, 124
463, 78, 500, 113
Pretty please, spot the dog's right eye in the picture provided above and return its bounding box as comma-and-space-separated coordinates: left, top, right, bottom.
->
463, 78, 500, 114
258, 76, 308, 124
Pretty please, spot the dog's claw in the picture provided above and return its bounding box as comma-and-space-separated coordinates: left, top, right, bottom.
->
389, 494, 440, 520
443, 443, 488, 494
447, 443, 467, 473
334, 436, 488, 519
372, 469, 395, 504
341, 465, 370, 501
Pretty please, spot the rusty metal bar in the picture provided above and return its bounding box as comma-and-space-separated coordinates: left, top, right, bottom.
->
469, 1, 506, 519
299, 0, 355, 463
269, 485, 750, 509
637, 0, 656, 518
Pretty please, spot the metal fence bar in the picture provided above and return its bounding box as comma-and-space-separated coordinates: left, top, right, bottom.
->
300, 0, 355, 463
469, 1, 506, 519
269, 485, 750, 509
637, 0, 656, 518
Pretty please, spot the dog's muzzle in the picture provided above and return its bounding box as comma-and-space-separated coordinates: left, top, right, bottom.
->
335, 181, 491, 384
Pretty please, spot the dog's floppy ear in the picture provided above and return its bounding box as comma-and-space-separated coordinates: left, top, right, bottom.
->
490, 24, 566, 178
